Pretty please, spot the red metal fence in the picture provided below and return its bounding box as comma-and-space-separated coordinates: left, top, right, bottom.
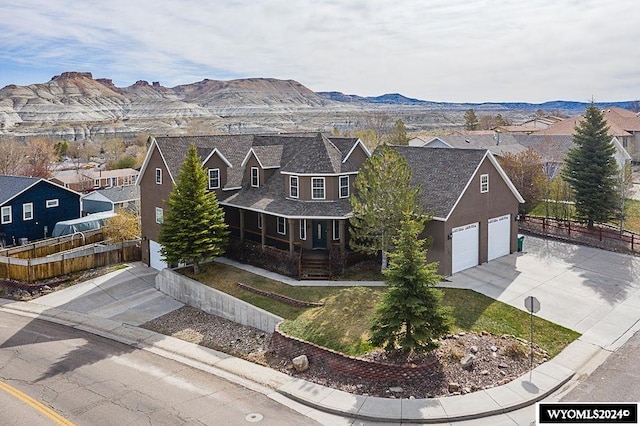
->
518, 215, 639, 255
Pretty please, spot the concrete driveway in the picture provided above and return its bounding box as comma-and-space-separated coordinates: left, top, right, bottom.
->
441, 235, 640, 351
34, 262, 183, 326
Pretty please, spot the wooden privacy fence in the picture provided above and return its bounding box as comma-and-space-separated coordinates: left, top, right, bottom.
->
519, 215, 639, 255
0, 240, 141, 283
0, 229, 104, 260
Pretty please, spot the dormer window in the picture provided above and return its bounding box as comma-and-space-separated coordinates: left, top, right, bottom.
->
312, 177, 325, 200
480, 174, 489, 193
290, 176, 299, 198
339, 175, 349, 198
251, 167, 259, 187
208, 169, 220, 189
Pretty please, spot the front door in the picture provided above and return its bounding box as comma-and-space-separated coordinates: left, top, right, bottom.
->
312, 220, 327, 249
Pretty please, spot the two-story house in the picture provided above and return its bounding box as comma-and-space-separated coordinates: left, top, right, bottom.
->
137, 134, 370, 275
137, 134, 524, 277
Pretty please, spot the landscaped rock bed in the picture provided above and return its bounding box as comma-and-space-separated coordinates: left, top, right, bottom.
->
142, 306, 548, 399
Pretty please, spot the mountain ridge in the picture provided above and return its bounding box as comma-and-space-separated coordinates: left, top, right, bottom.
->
1, 71, 637, 140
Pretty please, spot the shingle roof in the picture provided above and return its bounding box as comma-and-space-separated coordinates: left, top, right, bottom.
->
0, 175, 39, 205
96, 185, 140, 203
155, 135, 254, 189
150, 134, 367, 218
390, 147, 488, 219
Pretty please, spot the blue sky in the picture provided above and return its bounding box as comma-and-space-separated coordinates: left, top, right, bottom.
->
1, 0, 639, 103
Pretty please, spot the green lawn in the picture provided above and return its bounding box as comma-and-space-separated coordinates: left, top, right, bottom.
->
184, 262, 579, 358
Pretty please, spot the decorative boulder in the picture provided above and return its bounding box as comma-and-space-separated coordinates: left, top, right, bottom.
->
460, 354, 475, 370
292, 355, 309, 372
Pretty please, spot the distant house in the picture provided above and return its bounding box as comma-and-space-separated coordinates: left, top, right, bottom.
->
537, 107, 640, 161
0, 175, 81, 246
408, 133, 526, 158
51, 168, 139, 192
82, 185, 140, 215
137, 134, 524, 277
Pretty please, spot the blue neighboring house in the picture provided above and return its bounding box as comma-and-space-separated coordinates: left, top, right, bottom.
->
0, 175, 81, 246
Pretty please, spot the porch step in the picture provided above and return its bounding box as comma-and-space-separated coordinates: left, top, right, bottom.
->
299, 257, 331, 280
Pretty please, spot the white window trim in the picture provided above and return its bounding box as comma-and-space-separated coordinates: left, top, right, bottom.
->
299, 219, 306, 240
155, 168, 162, 185
290, 175, 299, 198
339, 175, 349, 198
333, 220, 340, 240
257, 214, 262, 229
480, 174, 489, 193
312, 177, 325, 200
277, 217, 286, 235
23, 203, 33, 221
94, 178, 100, 187
155, 207, 163, 224
251, 167, 259, 187
1, 206, 11, 224
46, 199, 59, 208
208, 168, 220, 189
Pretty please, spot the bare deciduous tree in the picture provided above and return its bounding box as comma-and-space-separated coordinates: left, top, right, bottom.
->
0, 136, 27, 175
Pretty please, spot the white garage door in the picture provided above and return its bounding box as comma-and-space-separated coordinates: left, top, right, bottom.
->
452, 222, 479, 274
149, 240, 168, 271
488, 214, 511, 261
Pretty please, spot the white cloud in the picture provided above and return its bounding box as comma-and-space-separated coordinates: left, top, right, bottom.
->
0, 0, 638, 102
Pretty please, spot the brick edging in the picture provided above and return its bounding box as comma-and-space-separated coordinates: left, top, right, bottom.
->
237, 282, 324, 308
270, 322, 438, 381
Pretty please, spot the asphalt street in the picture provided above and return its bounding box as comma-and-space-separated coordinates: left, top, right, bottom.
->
0, 311, 318, 426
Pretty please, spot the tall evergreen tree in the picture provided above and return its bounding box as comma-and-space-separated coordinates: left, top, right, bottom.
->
349, 143, 420, 271
159, 144, 229, 274
370, 213, 451, 354
562, 104, 618, 229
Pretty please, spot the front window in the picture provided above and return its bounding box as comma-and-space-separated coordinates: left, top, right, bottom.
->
480, 174, 489, 193
23, 203, 33, 221
209, 168, 220, 189
46, 199, 59, 208
312, 177, 325, 200
94, 178, 100, 187
155, 168, 162, 184
333, 220, 340, 240
300, 219, 306, 240
277, 217, 286, 235
290, 176, 299, 198
339, 175, 349, 198
1, 206, 11, 224
251, 167, 259, 187
155, 207, 163, 224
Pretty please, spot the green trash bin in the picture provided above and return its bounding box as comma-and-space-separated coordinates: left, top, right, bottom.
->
517, 234, 524, 252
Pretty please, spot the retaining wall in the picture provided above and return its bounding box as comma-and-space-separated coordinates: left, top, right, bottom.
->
270, 323, 439, 381
155, 269, 283, 333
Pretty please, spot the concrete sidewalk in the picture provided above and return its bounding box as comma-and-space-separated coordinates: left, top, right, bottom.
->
1, 235, 639, 424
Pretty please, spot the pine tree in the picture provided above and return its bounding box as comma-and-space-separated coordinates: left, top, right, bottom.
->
463, 108, 479, 131
370, 213, 452, 354
159, 144, 229, 274
349, 143, 420, 271
562, 104, 618, 229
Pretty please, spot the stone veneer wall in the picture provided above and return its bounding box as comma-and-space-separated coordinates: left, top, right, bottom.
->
155, 268, 283, 333
270, 323, 439, 381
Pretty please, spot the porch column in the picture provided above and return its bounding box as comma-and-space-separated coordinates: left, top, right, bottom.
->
288, 218, 294, 253
339, 219, 346, 255
260, 213, 266, 247
239, 210, 245, 241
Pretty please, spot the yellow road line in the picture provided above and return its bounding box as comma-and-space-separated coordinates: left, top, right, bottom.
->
0, 380, 74, 426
